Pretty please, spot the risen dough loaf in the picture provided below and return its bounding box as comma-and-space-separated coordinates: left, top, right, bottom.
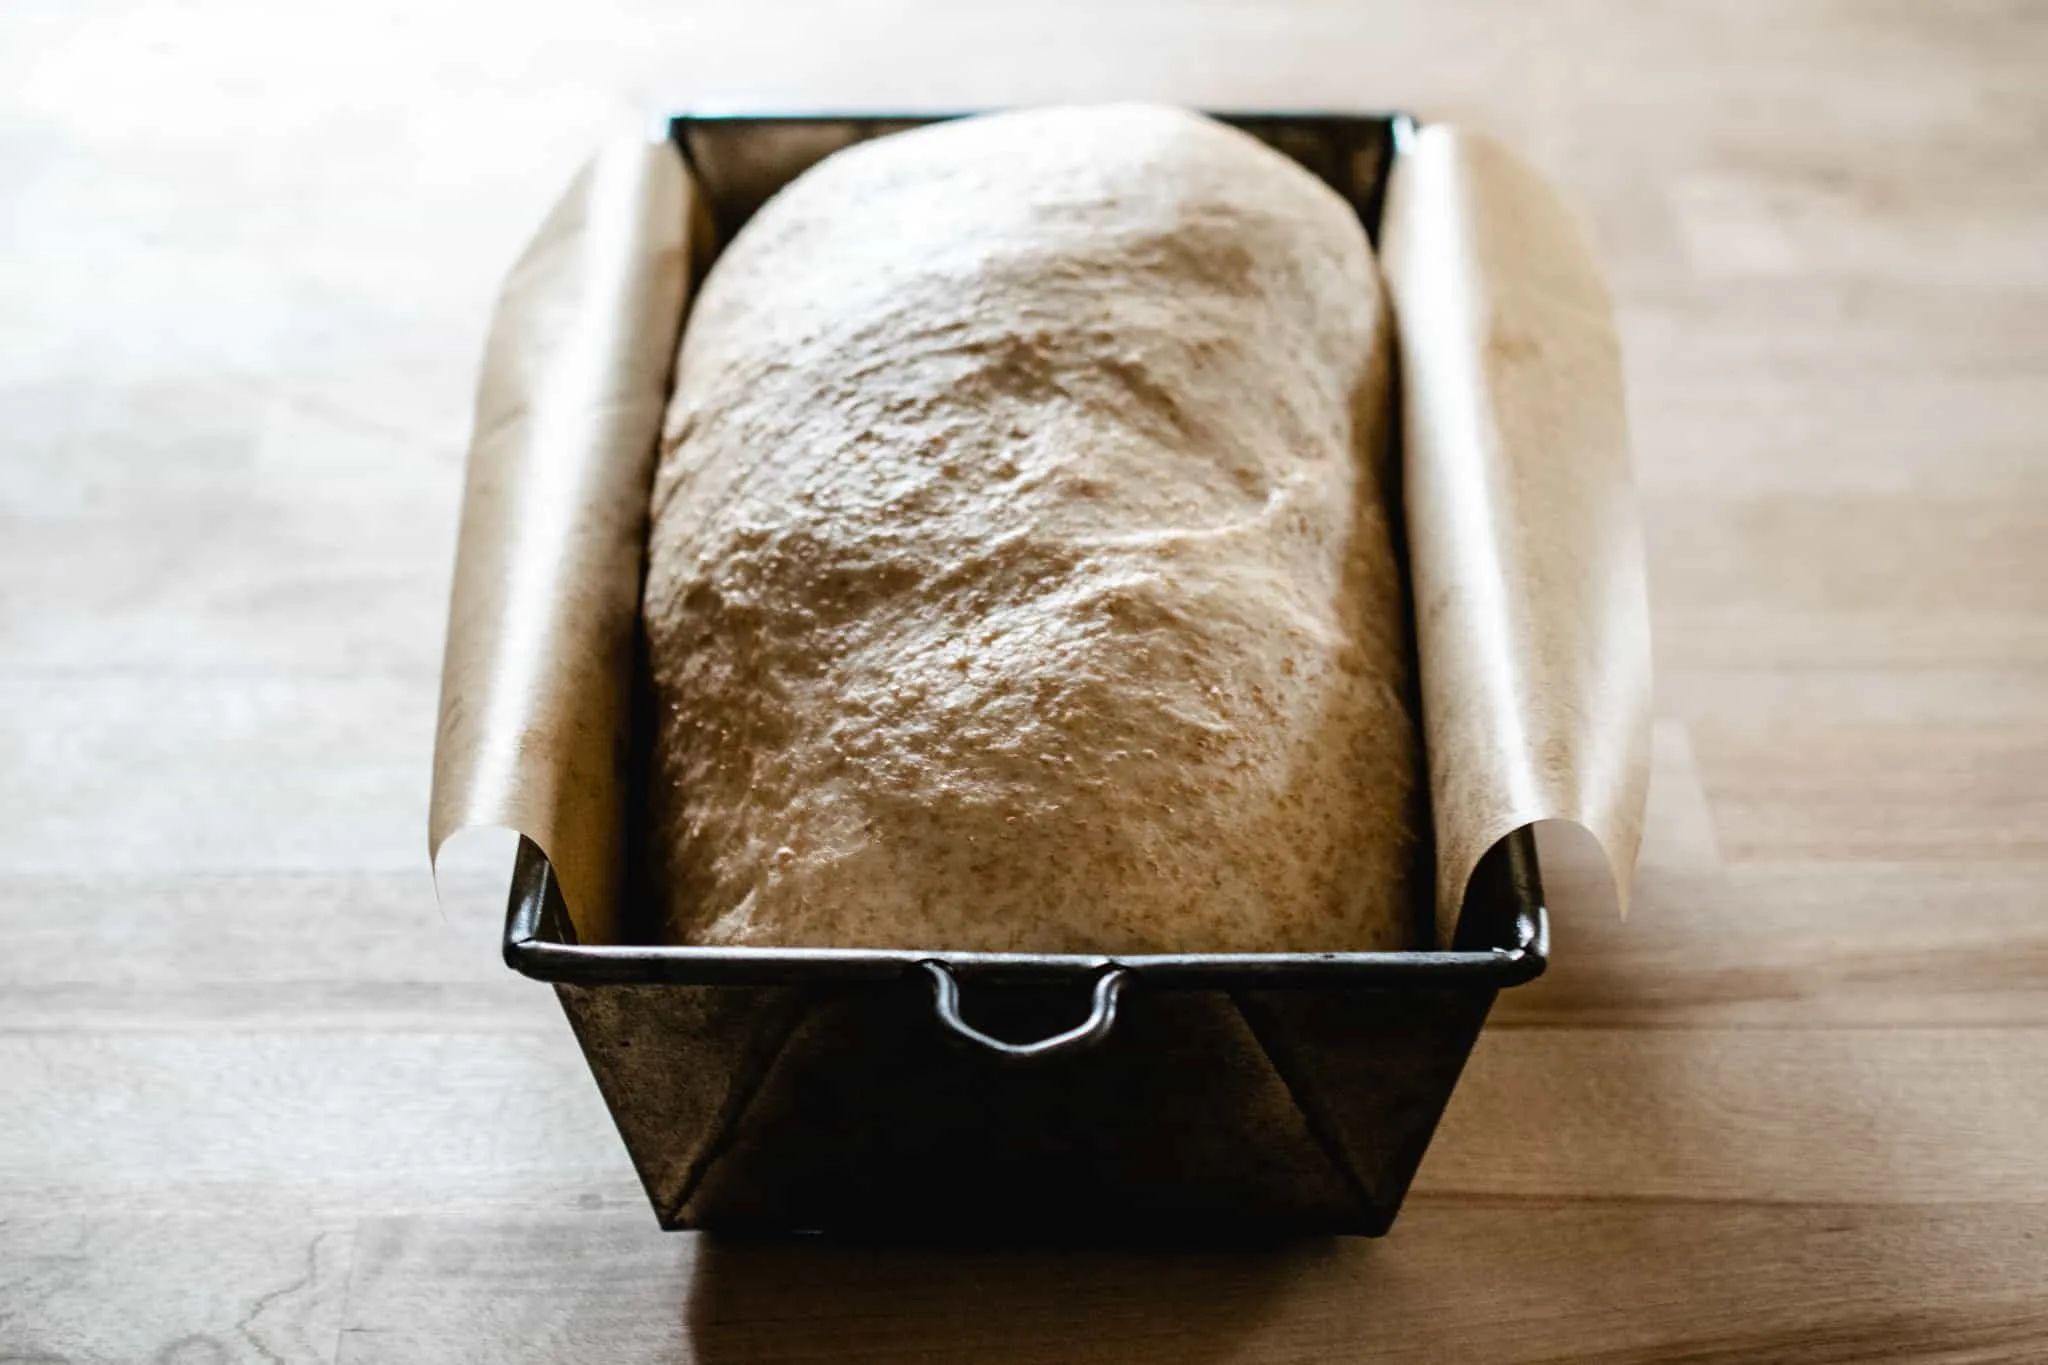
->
642, 104, 1422, 953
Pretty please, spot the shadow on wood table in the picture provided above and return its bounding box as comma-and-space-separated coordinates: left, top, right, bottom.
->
685, 1234, 1317, 1365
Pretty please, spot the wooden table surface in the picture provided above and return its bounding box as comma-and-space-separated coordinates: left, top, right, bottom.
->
5, 2, 2046, 1361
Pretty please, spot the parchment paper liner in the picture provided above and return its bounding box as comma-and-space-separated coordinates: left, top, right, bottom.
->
430, 121, 1651, 949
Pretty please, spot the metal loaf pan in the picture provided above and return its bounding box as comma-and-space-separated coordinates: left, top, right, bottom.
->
506, 110, 1550, 1238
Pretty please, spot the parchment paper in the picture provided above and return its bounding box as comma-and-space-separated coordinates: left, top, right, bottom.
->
429, 132, 702, 945
1380, 124, 1653, 940
430, 119, 1652, 947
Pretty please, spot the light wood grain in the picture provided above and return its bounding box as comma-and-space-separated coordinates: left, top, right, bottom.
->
5, 0, 2048, 1360
0, 1215, 356, 1365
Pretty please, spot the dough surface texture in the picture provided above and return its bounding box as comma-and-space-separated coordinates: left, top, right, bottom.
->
642, 104, 1421, 952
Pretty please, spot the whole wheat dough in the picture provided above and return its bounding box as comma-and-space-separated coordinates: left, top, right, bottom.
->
641, 104, 1423, 953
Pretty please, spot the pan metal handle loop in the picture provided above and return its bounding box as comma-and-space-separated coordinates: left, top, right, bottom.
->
921, 962, 1128, 1060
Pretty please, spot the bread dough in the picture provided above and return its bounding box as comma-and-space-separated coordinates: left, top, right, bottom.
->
641, 104, 1423, 953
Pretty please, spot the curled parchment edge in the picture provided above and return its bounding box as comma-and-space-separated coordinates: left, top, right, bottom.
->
429, 133, 701, 944
1380, 123, 1653, 943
